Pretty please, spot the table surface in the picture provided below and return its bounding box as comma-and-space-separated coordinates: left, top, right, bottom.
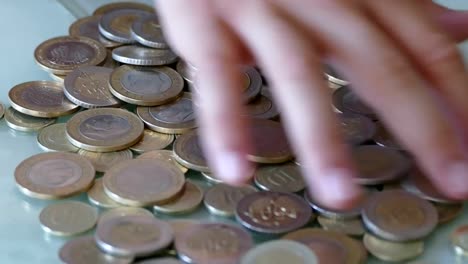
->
1, 1, 468, 263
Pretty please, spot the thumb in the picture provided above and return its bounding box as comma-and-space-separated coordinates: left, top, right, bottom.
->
429, 2, 468, 42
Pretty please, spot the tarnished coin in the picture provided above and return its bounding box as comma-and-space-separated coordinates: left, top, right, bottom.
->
452, 225, 468, 256
95, 215, 173, 257
99, 9, 152, 43
283, 228, 365, 264
201, 172, 224, 184
254, 163, 305, 193
103, 159, 185, 206
304, 191, 362, 220
362, 190, 438, 242
131, 14, 168, 48
245, 95, 279, 120
39, 201, 98, 236
109, 65, 184, 106
64, 66, 121, 108
317, 216, 365, 237
5, 107, 56, 132
339, 113, 376, 145
176, 60, 196, 83
9, 81, 79, 118
112, 45, 178, 66
137, 93, 197, 134
173, 130, 209, 172
402, 169, 456, 204
241, 240, 318, 264
130, 130, 174, 154
204, 183, 257, 217
373, 122, 404, 150
15, 152, 95, 199
37, 123, 79, 152
78, 149, 133, 173
352, 145, 411, 185
59, 235, 133, 264
175, 223, 253, 264
66, 108, 144, 152
324, 65, 349, 86
136, 258, 181, 264
236, 191, 312, 234
137, 150, 188, 174
93, 2, 155, 15
332, 86, 377, 120
153, 181, 203, 215
363, 233, 424, 262
88, 178, 122, 208
35, 36, 107, 75
434, 203, 463, 224
99, 207, 154, 224
69, 15, 121, 48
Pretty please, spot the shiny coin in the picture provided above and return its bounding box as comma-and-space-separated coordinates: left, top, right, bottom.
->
131, 14, 168, 48
9, 81, 79, 118
324, 65, 349, 86
317, 216, 365, 237
95, 215, 173, 257
362, 190, 438, 242
173, 130, 209, 172
434, 202, 463, 224
99, 9, 152, 43
201, 172, 224, 184
137, 93, 197, 134
363, 233, 424, 262
35, 36, 107, 75
88, 178, 122, 208
59, 235, 133, 264
241, 240, 318, 264
175, 223, 253, 264
37, 123, 79, 152
245, 95, 279, 120
304, 191, 362, 220
109, 65, 183, 106
373, 122, 404, 150
130, 130, 174, 154
204, 183, 257, 217
236, 191, 312, 234
332, 86, 377, 120
137, 150, 188, 173
112, 45, 178, 66
5, 107, 56, 132
176, 60, 196, 83
93, 2, 155, 15
64, 66, 120, 108
66, 108, 144, 152
49, 73, 65, 83
99, 207, 154, 224
39, 201, 98, 236
402, 169, 456, 203
254, 163, 305, 193
339, 113, 376, 145
135, 258, 181, 264
69, 15, 121, 48
78, 149, 133, 173
153, 181, 203, 215
103, 159, 185, 206
452, 225, 468, 256
15, 152, 95, 199
352, 145, 411, 185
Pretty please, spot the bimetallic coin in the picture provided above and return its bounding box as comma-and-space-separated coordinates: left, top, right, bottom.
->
245, 95, 279, 120
254, 163, 305, 193
69, 15, 121, 48
15, 152, 95, 199
373, 122, 404, 150
304, 191, 362, 220
339, 113, 376, 145
9, 81, 79, 118
34, 36, 107, 75
109, 65, 184, 106
78, 149, 133, 173
332, 86, 377, 120
64, 66, 120, 108
5, 107, 56, 132
363, 233, 424, 262
88, 178, 122, 208
236, 191, 312, 234
112, 45, 178, 66
173, 130, 209, 172
66, 108, 144, 152
130, 130, 174, 154
99, 9, 152, 43
176, 60, 196, 83
201, 172, 224, 184
175, 223, 253, 264
241, 240, 318, 264
434, 202, 463, 224
135, 258, 181, 264
137, 93, 197, 134
317, 216, 365, 237
37, 123, 79, 152
153, 181, 203, 215
324, 65, 349, 86
362, 190, 438, 242
39, 201, 98, 236
137, 150, 188, 173
93, 2, 155, 15
452, 225, 468, 256
402, 169, 456, 204
95, 215, 173, 257
204, 183, 257, 217
103, 159, 185, 206
131, 14, 168, 48
99, 207, 154, 224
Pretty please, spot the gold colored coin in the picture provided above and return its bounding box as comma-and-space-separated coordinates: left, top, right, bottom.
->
78, 149, 133, 173
5, 107, 56, 132
204, 183, 257, 217
88, 178, 122, 209
363, 233, 424, 262
173, 130, 209, 172
93, 2, 155, 15
317, 216, 365, 237
15, 152, 95, 199
153, 181, 203, 215
434, 202, 464, 224
37, 123, 79, 152
130, 130, 175, 154
137, 150, 188, 174
452, 225, 468, 256
99, 207, 154, 225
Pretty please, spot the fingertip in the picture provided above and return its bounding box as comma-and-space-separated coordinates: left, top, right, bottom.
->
437, 162, 468, 200
211, 151, 255, 185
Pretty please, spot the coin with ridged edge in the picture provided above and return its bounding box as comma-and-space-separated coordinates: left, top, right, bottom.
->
240, 240, 318, 264
69, 15, 121, 48
78, 149, 133, 173
204, 183, 257, 217
5, 107, 56, 132
130, 130, 174, 154
137, 150, 188, 173
112, 45, 178, 66
363, 233, 424, 262
99, 9, 152, 43
87, 178, 122, 208
131, 14, 168, 48
153, 181, 203, 215
254, 163, 305, 193
93, 2, 155, 15
173, 130, 209, 172
37, 123, 79, 152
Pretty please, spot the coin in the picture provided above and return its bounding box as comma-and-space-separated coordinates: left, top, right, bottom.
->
201, 172, 224, 184
99, 9, 152, 43
339, 113, 376, 145
283, 228, 365, 264
0, 102, 4, 119
373, 122, 404, 150
131, 14, 168, 48
49, 73, 66, 83
173, 130, 209, 172
15, 152, 95, 199
176, 60, 196, 83
452, 225, 468, 256
254, 163, 305, 193
135, 258, 181, 264
4, 107, 56, 132
69, 15, 121, 48
153, 181, 203, 215
9, 81, 79, 118
352, 145, 411, 185
363, 233, 424, 262
34, 36, 107, 75
434, 202, 463, 224
332, 86, 377, 120
88, 178, 122, 208
64, 66, 121, 108
39, 201, 98, 236
204, 183, 257, 217
304, 190, 362, 220
109, 65, 184, 106
93, 2, 155, 15
245, 95, 279, 120
324, 65, 349, 86
137, 93, 197, 134
328, 80, 343, 90
95, 215, 173, 257
102, 50, 120, 69
78, 149, 133, 173
362, 190, 438, 242
37, 123, 79, 152
317, 216, 365, 237
175, 223, 253, 264
66, 108, 144, 152
236, 191, 312, 234
168, 220, 199, 241
137, 150, 188, 174
240, 240, 318, 264
99, 207, 154, 224
59, 235, 133, 264
130, 130, 174, 154
401, 169, 456, 204
112, 45, 178, 66
103, 159, 185, 206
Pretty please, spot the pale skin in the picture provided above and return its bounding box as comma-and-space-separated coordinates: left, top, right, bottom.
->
156, 0, 468, 209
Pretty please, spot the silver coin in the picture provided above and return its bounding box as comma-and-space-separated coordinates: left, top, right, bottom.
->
131, 14, 168, 48
339, 113, 376, 145
324, 64, 349, 86
240, 240, 318, 264
304, 191, 362, 220
254, 163, 305, 193
112, 45, 178, 66
99, 9, 152, 43
332, 86, 377, 120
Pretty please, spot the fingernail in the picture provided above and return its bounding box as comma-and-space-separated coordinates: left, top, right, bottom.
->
213, 151, 253, 184
317, 169, 362, 210
445, 162, 468, 198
